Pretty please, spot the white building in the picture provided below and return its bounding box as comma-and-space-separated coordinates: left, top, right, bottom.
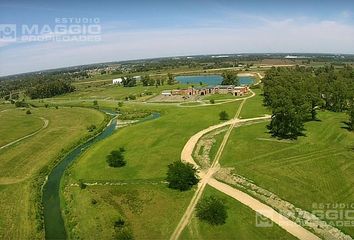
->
161, 90, 172, 96
112, 78, 123, 84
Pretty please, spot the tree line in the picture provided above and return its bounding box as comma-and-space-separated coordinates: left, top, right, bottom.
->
26, 79, 75, 99
263, 65, 354, 138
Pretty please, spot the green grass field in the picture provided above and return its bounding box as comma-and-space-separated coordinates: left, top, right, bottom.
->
62, 98, 242, 238
0, 107, 105, 239
63, 184, 194, 239
0, 109, 44, 146
55, 83, 190, 101
239, 88, 270, 118
219, 111, 354, 236
180, 186, 297, 240
69, 101, 241, 181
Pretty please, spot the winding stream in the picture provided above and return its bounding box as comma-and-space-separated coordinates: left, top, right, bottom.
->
42, 111, 160, 239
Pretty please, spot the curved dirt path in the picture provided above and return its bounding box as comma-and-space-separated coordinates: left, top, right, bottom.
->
0, 117, 49, 151
170, 91, 320, 240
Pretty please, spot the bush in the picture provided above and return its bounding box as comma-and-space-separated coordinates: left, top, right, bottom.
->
78, 180, 87, 189
15, 101, 28, 108
26, 110, 31, 114
166, 161, 199, 191
210, 99, 215, 104
219, 111, 229, 120
196, 196, 227, 225
115, 228, 133, 240
114, 218, 125, 228
106, 148, 126, 167
91, 199, 97, 205
87, 124, 97, 132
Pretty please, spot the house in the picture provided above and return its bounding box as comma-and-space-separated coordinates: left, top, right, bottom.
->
163, 85, 249, 97
112, 78, 123, 84
161, 90, 172, 96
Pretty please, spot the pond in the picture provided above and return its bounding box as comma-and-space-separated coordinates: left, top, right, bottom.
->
175, 74, 254, 86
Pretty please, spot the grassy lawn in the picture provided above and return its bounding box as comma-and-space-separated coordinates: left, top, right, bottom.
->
0, 107, 105, 239
62, 99, 242, 238
69, 101, 241, 181
239, 88, 270, 118
55, 83, 190, 101
203, 93, 240, 101
63, 184, 194, 240
180, 186, 297, 240
219, 111, 354, 236
0, 109, 44, 146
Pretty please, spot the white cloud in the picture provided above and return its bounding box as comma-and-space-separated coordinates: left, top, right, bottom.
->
1, 19, 354, 76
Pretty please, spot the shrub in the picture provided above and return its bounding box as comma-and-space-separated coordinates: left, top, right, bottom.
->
26, 110, 31, 114
91, 199, 97, 205
219, 111, 229, 120
87, 124, 97, 132
196, 196, 227, 225
166, 161, 199, 191
210, 99, 215, 104
115, 228, 133, 240
114, 218, 125, 228
106, 148, 126, 167
78, 180, 87, 189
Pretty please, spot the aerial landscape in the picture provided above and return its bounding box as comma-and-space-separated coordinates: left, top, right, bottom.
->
0, 1, 353, 240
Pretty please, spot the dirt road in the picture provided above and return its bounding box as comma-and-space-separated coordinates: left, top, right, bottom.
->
170, 89, 321, 240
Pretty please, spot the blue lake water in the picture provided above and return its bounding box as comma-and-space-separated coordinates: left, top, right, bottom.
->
175, 75, 254, 86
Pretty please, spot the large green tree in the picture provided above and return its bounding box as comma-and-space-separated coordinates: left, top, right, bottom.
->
221, 71, 239, 85
196, 196, 228, 225
166, 161, 199, 191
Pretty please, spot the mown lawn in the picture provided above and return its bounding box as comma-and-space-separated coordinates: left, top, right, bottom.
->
55, 83, 190, 101
0, 107, 105, 239
239, 88, 270, 118
63, 184, 194, 240
63, 100, 242, 238
69, 101, 241, 181
0, 108, 44, 147
181, 186, 297, 240
219, 111, 354, 236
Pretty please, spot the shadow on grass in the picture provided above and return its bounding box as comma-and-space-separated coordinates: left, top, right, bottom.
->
341, 121, 353, 132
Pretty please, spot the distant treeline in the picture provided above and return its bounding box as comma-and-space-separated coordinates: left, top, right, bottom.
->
263, 65, 354, 138
26, 79, 75, 99
0, 73, 75, 99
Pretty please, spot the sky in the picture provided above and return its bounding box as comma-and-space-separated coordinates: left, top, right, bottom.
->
0, 0, 354, 76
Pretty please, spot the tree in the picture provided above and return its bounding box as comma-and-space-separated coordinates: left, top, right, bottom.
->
196, 196, 227, 225
141, 75, 151, 86
167, 73, 174, 85
106, 149, 126, 167
122, 76, 137, 87
348, 100, 354, 131
221, 71, 239, 85
166, 161, 199, 191
219, 111, 229, 120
